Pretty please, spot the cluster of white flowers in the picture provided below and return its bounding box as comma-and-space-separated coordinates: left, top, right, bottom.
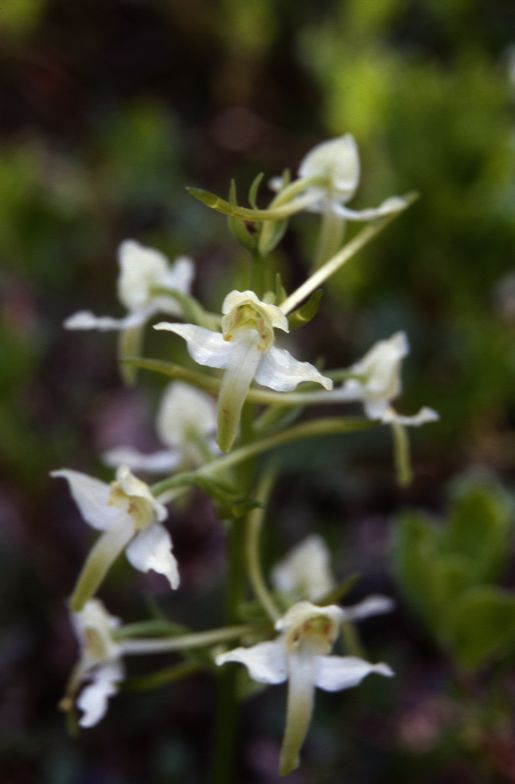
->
55, 135, 437, 776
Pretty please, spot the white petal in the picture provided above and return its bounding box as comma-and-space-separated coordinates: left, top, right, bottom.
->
125, 523, 180, 589
154, 322, 233, 369
72, 599, 121, 666
64, 309, 147, 331
314, 655, 394, 692
162, 256, 195, 293
271, 534, 335, 601
77, 660, 124, 728
51, 469, 122, 531
117, 240, 170, 312
215, 640, 287, 685
102, 446, 181, 474
342, 595, 395, 621
156, 382, 216, 448
333, 195, 409, 221
381, 406, 439, 427
299, 135, 360, 201
255, 346, 333, 392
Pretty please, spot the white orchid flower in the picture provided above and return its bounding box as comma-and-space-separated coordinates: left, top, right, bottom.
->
155, 289, 332, 452
65, 240, 194, 333
64, 240, 194, 384
271, 535, 336, 602
62, 599, 125, 728
52, 465, 179, 609
336, 331, 438, 427
216, 600, 393, 776
102, 382, 217, 474
271, 135, 407, 222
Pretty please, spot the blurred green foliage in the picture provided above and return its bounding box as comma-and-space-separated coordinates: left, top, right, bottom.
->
394, 475, 515, 670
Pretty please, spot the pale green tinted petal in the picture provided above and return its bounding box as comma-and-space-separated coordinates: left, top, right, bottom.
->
216, 639, 287, 684
77, 660, 124, 728
154, 322, 233, 369
275, 601, 344, 634
156, 382, 216, 447
72, 599, 121, 667
255, 346, 333, 392
102, 446, 181, 474
64, 309, 148, 331
114, 465, 168, 523
221, 290, 289, 332
271, 534, 335, 601
125, 523, 180, 589
314, 655, 393, 692
343, 595, 394, 621
51, 469, 122, 531
280, 651, 316, 776
217, 331, 262, 451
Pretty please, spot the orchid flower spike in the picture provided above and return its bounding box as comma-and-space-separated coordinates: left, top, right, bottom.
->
52, 465, 179, 611
64, 240, 194, 383
271, 135, 407, 222
61, 599, 125, 728
103, 382, 217, 474
155, 290, 332, 452
216, 600, 393, 776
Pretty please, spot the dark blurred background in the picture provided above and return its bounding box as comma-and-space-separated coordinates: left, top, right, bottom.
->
2, 1, 515, 782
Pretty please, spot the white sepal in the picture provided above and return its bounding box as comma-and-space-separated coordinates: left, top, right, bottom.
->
154, 322, 233, 369
102, 446, 182, 474
255, 345, 333, 392
314, 655, 394, 692
64, 309, 149, 331
51, 470, 121, 531
77, 660, 125, 728
215, 639, 287, 685
342, 595, 395, 621
271, 534, 335, 601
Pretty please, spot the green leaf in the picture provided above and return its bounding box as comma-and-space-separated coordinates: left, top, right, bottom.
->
189, 474, 261, 520
288, 289, 324, 330
392, 512, 441, 626
444, 586, 515, 671
248, 172, 264, 208
444, 476, 513, 584
227, 179, 257, 251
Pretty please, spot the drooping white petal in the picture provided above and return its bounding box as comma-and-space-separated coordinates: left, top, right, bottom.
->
255, 345, 333, 392
156, 382, 216, 448
64, 309, 148, 331
380, 406, 440, 427
125, 522, 180, 589
154, 322, 233, 369
77, 660, 125, 728
332, 195, 409, 221
51, 469, 123, 531
102, 446, 181, 474
314, 655, 393, 692
216, 639, 287, 685
299, 135, 360, 203
271, 534, 335, 601
342, 595, 395, 621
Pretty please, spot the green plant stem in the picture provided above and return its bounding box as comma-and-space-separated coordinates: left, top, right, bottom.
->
391, 420, 413, 487
279, 193, 416, 315
124, 660, 203, 691
245, 467, 281, 621
151, 416, 373, 499
69, 525, 134, 612
120, 624, 256, 655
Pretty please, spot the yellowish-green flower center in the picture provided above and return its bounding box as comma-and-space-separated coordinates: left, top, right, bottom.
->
108, 482, 155, 531
285, 614, 336, 655
83, 626, 111, 662
222, 303, 274, 352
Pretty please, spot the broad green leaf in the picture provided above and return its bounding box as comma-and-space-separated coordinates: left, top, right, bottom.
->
288, 289, 324, 330
392, 512, 441, 626
444, 586, 515, 671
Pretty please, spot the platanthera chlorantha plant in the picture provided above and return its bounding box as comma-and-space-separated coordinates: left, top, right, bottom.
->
55, 135, 437, 778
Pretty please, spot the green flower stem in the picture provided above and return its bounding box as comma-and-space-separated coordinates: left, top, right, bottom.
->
314, 199, 345, 269
114, 620, 187, 639
118, 325, 144, 386
151, 286, 221, 330
391, 420, 413, 487
279, 192, 417, 315
151, 417, 373, 499
69, 525, 134, 612
124, 359, 367, 407
124, 660, 203, 692
245, 467, 281, 622
120, 624, 257, 655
